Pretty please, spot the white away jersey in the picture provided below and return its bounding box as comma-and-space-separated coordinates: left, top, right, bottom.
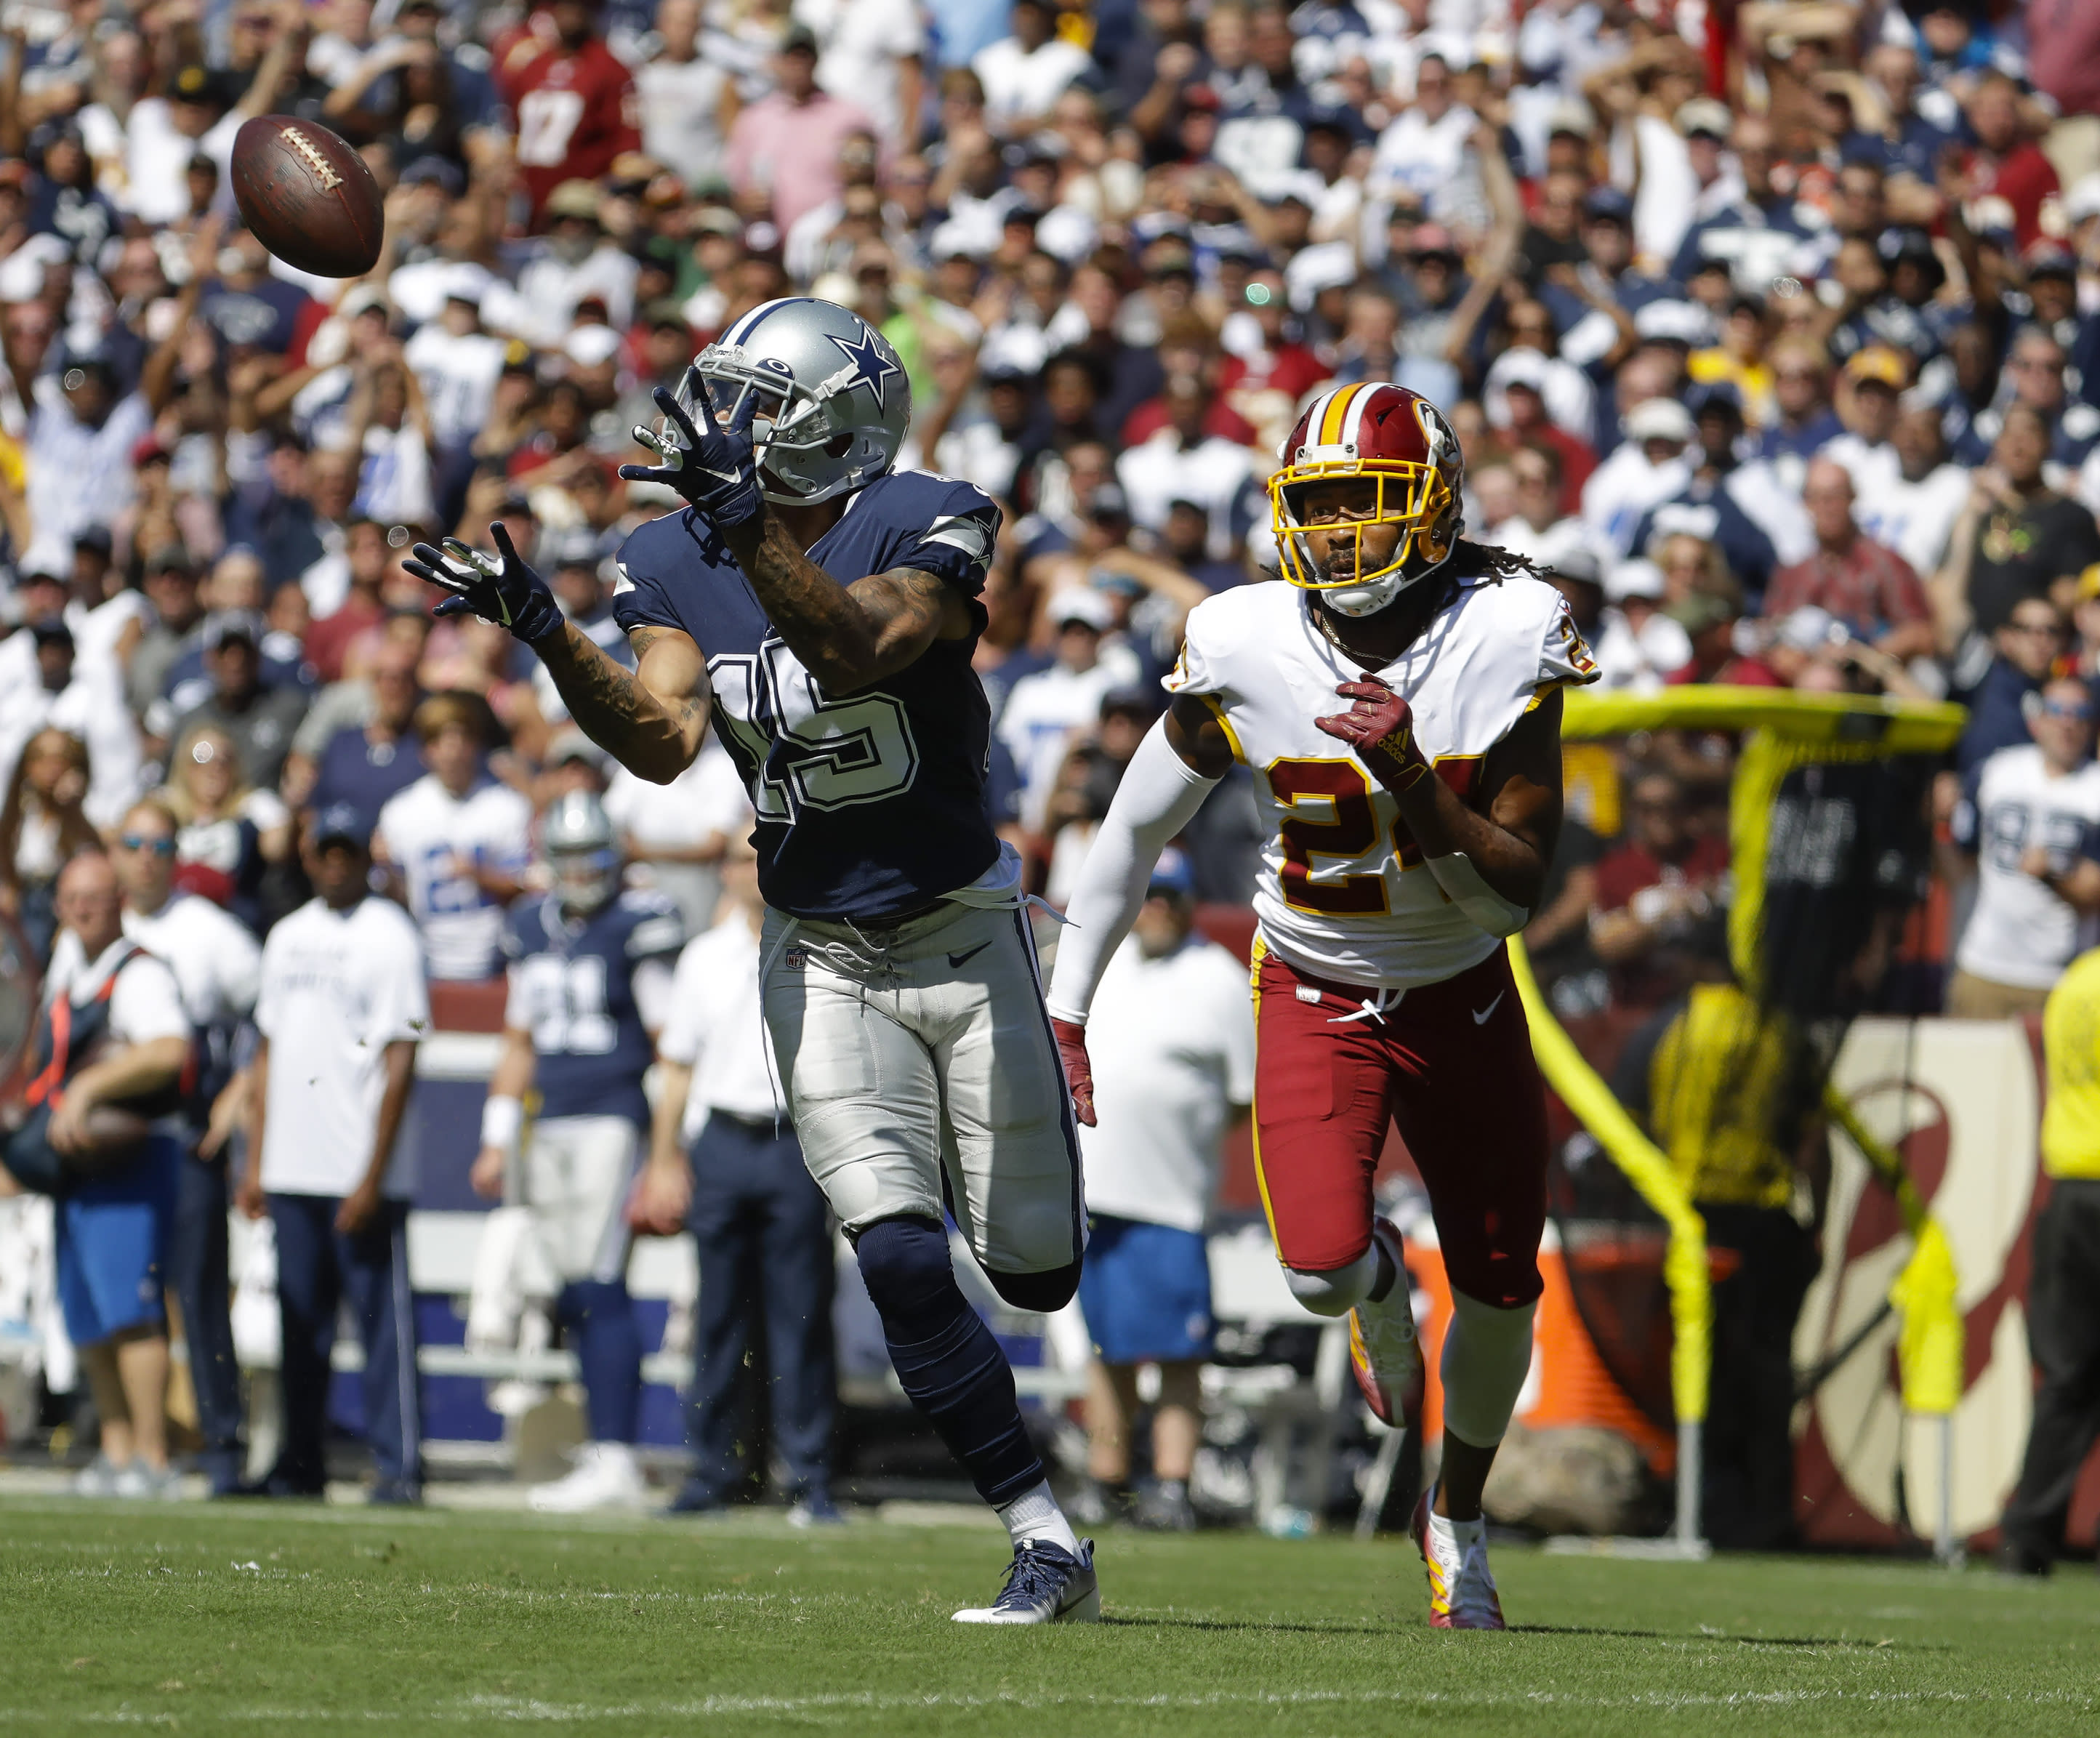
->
1952, 744, 2100, 990
1167, 571, 1597, 989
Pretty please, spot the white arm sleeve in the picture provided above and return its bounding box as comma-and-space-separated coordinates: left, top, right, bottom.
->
1045, 718, 1222, 1025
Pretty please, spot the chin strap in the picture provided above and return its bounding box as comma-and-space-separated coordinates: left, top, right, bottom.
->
1425, 852, 1530, 938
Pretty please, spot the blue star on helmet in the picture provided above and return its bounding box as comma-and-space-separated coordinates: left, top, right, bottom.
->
826, 326, 901, 411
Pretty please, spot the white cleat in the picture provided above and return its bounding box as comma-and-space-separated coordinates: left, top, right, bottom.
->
528, 1442, 648, 1513
952, 1539, 1101, 1625
1412, 1489, 1506, 1630
110, 1462, 187, 1501
1348, 1218, 1424, 1429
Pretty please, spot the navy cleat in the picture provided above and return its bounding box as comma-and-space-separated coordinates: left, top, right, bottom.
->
952, 1538, 1101, 1625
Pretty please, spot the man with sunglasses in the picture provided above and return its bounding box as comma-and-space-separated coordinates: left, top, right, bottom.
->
1946, 676, 2100, 1018
111, 799, 262, 1496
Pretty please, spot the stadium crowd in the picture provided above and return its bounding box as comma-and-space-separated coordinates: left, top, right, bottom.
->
2, 0, 2100, 1529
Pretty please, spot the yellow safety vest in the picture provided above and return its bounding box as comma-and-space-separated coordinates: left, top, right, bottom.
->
2041, 948, 2100, 1181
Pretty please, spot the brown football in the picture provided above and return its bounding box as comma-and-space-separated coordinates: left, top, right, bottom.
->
230, 115, 384, 279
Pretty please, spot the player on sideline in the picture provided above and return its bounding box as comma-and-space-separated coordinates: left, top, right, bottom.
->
1048, 383, 1598, 1629
408, 299, 1096, 1623
473, 792, 685, 1511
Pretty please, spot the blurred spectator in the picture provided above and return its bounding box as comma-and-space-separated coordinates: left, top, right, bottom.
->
1944, 677, 2100, 1018
1934, 406, 2100, 651
1590, 768, 1731, 1010
602, 739, 752, 936
165, 611, 308, 794
25, 851, 193, 1499
161, 724, 294, 930
999, 587, 1118, 833
1763, 461, 1935, 683
295, 639, 427, 835
0, 616, 140, 829
113, 796, 261, 1496
239, 805, 427, 1502
648, 838, 836, 1521
372, 694, 531, 983
0, 728, 98, 962
725, 25, 874, 233
973, 0, 1093, 140
1070, 848, 1251, 1532
495, 0, 643, 225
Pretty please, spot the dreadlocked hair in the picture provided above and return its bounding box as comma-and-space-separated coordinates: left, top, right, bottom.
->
1459, 539, 1550, 586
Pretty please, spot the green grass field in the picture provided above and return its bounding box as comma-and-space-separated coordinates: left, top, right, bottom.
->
2, 1495, 2096, 1736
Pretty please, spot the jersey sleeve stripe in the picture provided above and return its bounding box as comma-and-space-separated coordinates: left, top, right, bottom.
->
1200, 693, 1247, 764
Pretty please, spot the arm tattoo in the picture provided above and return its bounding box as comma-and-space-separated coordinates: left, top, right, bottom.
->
537, 622, 698, 782
726, 516, 948, 691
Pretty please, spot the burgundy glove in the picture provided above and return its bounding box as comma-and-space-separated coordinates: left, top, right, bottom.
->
1314, 677, 1430, 792
1051, 1017, 1097, 1127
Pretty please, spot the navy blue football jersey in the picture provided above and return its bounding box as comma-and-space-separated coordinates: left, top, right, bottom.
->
611, 469, 1005, 921
504, 889, 686, 1125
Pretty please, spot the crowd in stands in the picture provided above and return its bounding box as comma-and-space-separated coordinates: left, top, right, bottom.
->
3, 0, 2099, 1029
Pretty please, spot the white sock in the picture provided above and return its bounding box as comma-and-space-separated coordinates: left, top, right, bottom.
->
1428, 1497, 1484, 1550
997, 1479, 1082, 1556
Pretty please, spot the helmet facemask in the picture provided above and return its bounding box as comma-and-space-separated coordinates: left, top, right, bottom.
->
684, 335, 901, 506
550, 844, 621, 917
1271, 461, 1459, 618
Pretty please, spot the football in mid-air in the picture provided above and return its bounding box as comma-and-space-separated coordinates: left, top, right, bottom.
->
230, 114, 383, 279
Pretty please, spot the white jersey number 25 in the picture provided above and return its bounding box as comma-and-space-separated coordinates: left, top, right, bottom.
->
709, 639, 920, 824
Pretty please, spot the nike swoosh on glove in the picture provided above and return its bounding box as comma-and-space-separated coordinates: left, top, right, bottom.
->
1050, 1017, 1096, 1127
617, 366, 765, 533
406, 520, 564, 644
1314, 677, 1430, 792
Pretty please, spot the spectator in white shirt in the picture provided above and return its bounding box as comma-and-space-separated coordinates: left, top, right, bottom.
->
1582, 398, 1696, 560
373, 694, 531, 983
1944, 678, 2100, 1018
113, 797, 263, 1495
14, 851, 194, 1499
972, 0, 1094, 139
238, 805, 429, 1502
0, 620, 144, 832
800, 0, 925, 151
1068, 848, 1253, 1532
636, 840, 838, 1521
999, 588, 1121, 832
637, 0, 741, 184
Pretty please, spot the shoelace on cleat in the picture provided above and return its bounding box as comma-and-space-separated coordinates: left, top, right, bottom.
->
991, 1542, 1080, 1610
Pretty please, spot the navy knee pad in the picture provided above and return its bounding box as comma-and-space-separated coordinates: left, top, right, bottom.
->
986, 1259, 1082, 1314
852, 1215, 1044, 1507
853, 1215, 960, 1336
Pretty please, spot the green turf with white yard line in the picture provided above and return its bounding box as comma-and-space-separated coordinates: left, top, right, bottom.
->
1, 1495, 2096, 1735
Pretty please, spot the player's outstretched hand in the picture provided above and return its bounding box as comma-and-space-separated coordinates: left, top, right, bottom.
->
619, 368, 765, 533
1051, 1016, 1096, 1127
1316, 677, 1430, 793
406, 522, 563, 644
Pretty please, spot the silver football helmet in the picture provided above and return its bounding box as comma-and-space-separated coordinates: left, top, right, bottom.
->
542, 791, 621, 915
682, 297, 912, 505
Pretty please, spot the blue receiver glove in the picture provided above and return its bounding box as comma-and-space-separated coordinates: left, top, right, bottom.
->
616, 366, 766, 533
406, 520, 564, 644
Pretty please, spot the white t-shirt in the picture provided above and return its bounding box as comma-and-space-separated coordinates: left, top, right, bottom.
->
659, 914, 783, 1132
997, 659, 1117, 833
637, 51, 733, 181
970, 34, 1092, 134
1856, 462, 1969, 578
602, 739, 752, 853
1954, 744, 2100, 990
1079, 933, 1255, 1233
374, 773, 534, 981
255, 896, 429, 1197
1581, 444, 1694, 560
402, 323, 508, 451
42, 932, 190, 1049
122, 893, 261, 1028
797, 0, 922, 143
